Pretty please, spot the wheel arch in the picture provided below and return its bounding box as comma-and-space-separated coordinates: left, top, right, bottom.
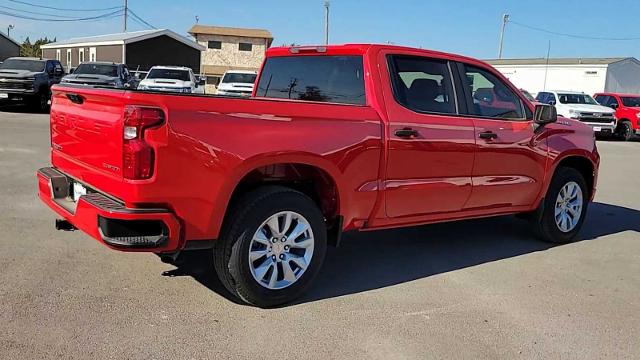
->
210, 153, 344, 240
547, 153, 597, 201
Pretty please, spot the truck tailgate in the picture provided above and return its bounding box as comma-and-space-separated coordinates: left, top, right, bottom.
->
50, 86, 127, 180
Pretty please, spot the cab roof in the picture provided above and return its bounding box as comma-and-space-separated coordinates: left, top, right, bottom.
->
265, 44, 487, 65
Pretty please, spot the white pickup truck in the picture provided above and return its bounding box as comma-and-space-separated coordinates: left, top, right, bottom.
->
535, 90, 616, 135
216, 70, 257, 97
137, 66, 204, 94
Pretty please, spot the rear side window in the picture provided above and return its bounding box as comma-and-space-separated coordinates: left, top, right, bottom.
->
388, 55, 456, 114
255, 55, 365, 105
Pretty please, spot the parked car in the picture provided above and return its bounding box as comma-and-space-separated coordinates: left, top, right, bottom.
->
216, 70, 257, 97
0, 57, 64, 112
60, 62, 135, 89
137, 66, 202, 94
536, 91, 616, 136
39, 44, 599, 307
593, 92, 640, 141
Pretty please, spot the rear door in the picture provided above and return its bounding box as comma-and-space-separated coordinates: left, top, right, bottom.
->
381, 52, 475, 218
456, 62, 546, 209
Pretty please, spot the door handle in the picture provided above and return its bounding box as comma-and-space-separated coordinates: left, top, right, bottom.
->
478, 131, 498, 140
395, 128, 419, 138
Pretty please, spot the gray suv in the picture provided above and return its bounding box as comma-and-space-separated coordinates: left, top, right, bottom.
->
0, 57, 64, 112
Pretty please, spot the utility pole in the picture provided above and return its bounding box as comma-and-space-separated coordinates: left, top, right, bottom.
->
497, 14, 509, 59
543, 40, 551, 91
7, 24, 14, 38
324, 1, 330, 45
123, 0, 128, 32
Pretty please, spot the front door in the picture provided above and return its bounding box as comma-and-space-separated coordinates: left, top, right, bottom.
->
382, 53, 476, 218
457, 63, 546, 209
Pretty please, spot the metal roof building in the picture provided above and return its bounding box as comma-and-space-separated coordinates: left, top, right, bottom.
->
0, 31, 20, 61
40, 29, 205, 72
485, 57, 640, 95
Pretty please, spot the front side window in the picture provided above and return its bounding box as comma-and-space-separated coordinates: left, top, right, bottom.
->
255, 55, 365, 105
463, 65, 523, 119
557, 93, 598, 105
388, 55, 456, 114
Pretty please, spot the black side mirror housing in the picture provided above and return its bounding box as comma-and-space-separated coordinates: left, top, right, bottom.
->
534, 104, 558, 125
610, 103, 618, 109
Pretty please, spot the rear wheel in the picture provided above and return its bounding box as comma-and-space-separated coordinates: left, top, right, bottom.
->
530, 167, 588, 243
213, 186, 327, 307
617, 120, 633, 141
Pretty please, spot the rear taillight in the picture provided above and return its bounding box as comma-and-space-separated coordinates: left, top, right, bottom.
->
123, 106, 164, 180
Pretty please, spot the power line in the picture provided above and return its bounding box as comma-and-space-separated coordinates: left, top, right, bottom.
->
0, 4, 81, 18
8, 0, 123, 12
128, 9, 156, 29
0, 8, 123, 22
510, 20, 640, 41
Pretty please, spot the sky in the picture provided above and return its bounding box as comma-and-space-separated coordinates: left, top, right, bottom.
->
3, 0, 640, 60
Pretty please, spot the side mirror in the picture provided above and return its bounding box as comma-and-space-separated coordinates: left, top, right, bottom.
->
610, 103, 618, 109
534, 104, 558, 125
548, 100, 556, 106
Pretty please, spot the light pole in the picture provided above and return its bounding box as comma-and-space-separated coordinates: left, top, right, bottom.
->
497, 14, 509, 59
324, 1, 330, 45
7, 24, 14, 38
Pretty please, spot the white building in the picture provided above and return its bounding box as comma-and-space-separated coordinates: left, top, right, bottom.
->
485, 57, 640, 96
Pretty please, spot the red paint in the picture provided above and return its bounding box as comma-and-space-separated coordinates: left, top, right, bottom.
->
594, 92, 640, 133
39, 44, 599, 253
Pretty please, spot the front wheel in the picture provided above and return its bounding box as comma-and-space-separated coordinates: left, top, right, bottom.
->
32, 91, 50, 113
617, 121, 634, 141
213, 186, 327, 307
531, 167, 589, 243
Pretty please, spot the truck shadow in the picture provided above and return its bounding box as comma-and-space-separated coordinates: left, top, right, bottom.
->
163, 202, 640, 306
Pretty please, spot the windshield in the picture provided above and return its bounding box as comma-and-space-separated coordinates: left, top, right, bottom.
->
74, 64, 118, 77
0, 59, 45, 72
558, 93, 598, 105
621, 96, 640, 107
146, 68, 190, 81
520, 89, 535, 101
222, 73, 257, 84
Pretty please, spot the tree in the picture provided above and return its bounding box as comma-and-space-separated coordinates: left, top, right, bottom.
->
20, 37, 55, 58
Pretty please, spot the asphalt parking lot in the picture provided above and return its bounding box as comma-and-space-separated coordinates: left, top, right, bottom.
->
1, 108, 638, 359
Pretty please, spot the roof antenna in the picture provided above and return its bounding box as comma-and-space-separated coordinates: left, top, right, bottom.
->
195, 16, 200, 24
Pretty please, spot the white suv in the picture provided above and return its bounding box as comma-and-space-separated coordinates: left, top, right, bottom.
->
216, 70, 257, 97
536, 90, 616, 135
137, 66, 203, 94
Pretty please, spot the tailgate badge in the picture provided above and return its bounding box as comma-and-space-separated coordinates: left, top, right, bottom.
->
102, 163, 120, 172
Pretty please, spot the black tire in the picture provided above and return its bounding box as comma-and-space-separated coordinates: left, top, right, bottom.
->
530, 167, 589, 243
617, 120, 633, 141
32, 91, 50, 113
213, 186, 327, 307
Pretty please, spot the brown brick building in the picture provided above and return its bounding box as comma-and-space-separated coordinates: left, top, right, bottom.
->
188, 25, 273, 93
41, 29, 205, 72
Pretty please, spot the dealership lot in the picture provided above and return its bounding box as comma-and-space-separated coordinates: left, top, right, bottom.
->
0, 109, 638, 359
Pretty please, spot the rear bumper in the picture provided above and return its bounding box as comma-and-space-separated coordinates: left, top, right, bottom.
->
37, 167, 182, 253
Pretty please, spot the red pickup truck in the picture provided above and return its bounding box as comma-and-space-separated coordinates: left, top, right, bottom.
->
38, 44, 599, 307
594, 92, 640, 141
